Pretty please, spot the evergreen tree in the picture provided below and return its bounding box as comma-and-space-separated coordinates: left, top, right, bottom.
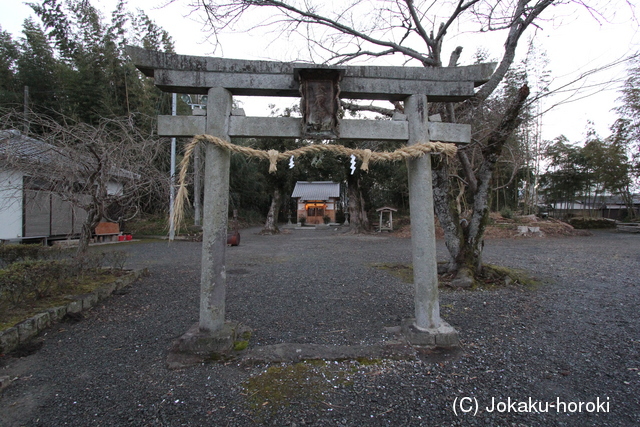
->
22, 0, 176, 124
613, 52, 640, 180
540, 130, 634, 218
0, 27, 20, 105
0, 0, 180, 217
16, 18, 62, 115
540, 136, 588, 208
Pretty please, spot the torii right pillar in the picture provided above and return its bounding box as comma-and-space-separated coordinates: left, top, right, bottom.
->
403, 94, 459, 346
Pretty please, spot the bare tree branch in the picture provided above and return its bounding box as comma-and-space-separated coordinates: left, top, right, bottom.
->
404, 0, 433, 53
472, 0, 554, 104
0, 110, 165, 254
457, 149, 478, 193
197, 0, 439, 65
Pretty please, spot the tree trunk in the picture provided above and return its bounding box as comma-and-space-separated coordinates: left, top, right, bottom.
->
347, 173, 369, 233
77, 207, 100, 256
262, 188, 281, 234
436, 85, 530, 286
431, 157, 462, 272
77, 179, 107, 256
622, 186, 637, 219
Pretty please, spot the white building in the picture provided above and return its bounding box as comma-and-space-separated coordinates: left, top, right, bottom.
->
0, 130, 132, 242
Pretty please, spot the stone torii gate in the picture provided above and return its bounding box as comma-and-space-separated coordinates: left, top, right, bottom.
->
128, 46, 495, 357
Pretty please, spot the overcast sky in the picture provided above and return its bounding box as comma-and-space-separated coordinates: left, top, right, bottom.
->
2, 0, 639, 143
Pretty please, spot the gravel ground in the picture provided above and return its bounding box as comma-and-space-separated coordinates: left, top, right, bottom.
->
1, 227, 639, 426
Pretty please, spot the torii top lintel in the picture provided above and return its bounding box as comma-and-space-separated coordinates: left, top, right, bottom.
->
127, 46, 495, 102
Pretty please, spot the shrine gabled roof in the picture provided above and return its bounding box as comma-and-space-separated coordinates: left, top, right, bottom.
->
291, 181, 340, 201
376, 206, 398, 212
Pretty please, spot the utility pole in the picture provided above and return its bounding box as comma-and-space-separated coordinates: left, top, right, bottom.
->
23, 86, 29, 134
169, 93, 177, 240
194, 142, 202, 226
194, 95, 203, 226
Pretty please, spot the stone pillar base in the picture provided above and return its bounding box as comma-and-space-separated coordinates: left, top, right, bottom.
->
401, 318, 459, 347
167, 321, 250, 369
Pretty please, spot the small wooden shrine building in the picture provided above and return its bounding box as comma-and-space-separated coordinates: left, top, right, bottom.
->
376, 206, 398, 232
291, 181, 340, 225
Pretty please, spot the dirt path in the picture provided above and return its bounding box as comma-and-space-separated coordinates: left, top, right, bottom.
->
1, 228, 638, 426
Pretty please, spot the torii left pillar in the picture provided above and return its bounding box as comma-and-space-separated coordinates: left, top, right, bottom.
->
200, 87, 231, 332
402, 94, 459, 346
168, 88, 240, 364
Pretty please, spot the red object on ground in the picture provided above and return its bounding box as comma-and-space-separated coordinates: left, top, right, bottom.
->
118, 235, 125, 241
126, 235, 133, 241
227, 231, 240, 246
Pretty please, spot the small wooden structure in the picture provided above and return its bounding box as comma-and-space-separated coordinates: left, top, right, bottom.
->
292, 181, 341, 225
94, 222, 120, 242
376, 206, 398, 232
296, 68, 343, 139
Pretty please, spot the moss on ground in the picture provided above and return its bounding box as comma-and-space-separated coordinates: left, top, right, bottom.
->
233, 340, 249, 351
244, 361, 337, 417
126, 215, 171, 236
243, 359, 383, 420
355, 357, 382, 366
372, 262, 542, 290
481, 264, 542, 290
372, 263, 414, 283
0, 271, 125, 331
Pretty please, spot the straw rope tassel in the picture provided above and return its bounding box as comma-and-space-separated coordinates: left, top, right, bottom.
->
171, 138, 199, 237
170, 134, 457, 238
267, 150, 279, 174
361, 149, 373, 172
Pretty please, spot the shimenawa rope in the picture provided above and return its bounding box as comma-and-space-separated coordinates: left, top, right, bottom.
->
172, 135, 457, 236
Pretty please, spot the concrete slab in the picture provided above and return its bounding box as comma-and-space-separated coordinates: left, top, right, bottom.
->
401, 318, 460, 347
167, 322, 461, 367
167, 321, 250, 369
240, 342, 416, 365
